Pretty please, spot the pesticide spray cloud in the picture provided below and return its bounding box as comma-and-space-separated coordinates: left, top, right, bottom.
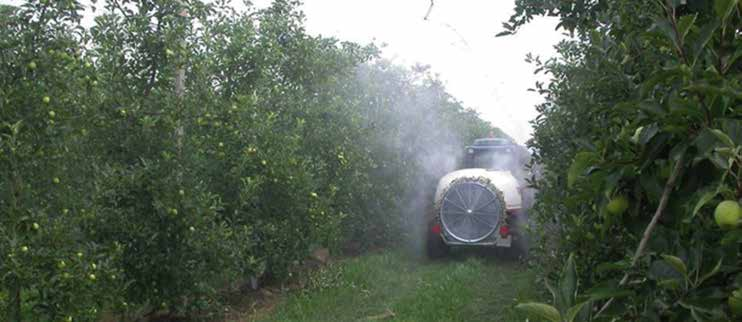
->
350, 60, 506, 254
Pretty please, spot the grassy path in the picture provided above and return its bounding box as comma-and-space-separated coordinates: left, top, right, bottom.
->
242, 250, 540, 322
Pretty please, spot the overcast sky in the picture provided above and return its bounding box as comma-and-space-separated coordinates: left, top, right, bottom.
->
1, 0, 564, 144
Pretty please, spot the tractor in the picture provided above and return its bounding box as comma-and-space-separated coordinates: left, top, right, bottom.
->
426, 137, 530, 258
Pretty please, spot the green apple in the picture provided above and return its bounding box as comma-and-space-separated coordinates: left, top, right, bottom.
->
48, 110, 56, 118
179, 189, 185, 196
21, 246, 28, 252
89, 273, 96, 281
43, 96, 50, 104
714, 200, 741, 230
32, 222, 39, 230
606, 196, 629, 215
52, 177, 60, 184
28, 61, 37, 70
57, 260, 66, 269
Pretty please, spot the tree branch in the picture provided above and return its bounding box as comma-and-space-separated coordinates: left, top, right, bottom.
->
596, 153, 685, 317
143, 13, 163, 98
424, 0, 434, 20
111, 0, 133, 19
663, 0, 690, 66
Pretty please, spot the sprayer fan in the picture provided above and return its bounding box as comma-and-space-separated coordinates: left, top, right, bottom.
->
440, 181, 503, 243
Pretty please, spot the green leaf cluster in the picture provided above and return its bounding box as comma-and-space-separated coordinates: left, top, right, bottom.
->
507, 0, 742, 320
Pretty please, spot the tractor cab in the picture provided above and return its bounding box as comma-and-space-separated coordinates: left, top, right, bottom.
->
463, 137, 519, 171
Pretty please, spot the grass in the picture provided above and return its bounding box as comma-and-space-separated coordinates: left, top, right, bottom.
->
242, 249, 542, 322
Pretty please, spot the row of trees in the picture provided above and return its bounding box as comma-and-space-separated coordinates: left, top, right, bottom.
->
0, 0, 499, 320
507, 0, 742, 320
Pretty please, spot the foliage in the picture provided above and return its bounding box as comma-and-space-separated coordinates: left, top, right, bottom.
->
507, 0, 742, 320
0, 0, 498, 320
517, 254, 633, 322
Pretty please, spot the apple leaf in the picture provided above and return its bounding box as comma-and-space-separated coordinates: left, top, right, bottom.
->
691, 188, 718, 219
515, 303, 562, 322
661, 254, 688, 280
565, 301, 591, 322
698, 257, 723, 286
710, 129, 736, 147
567, 152, 597, 188
715, 0, 739, 22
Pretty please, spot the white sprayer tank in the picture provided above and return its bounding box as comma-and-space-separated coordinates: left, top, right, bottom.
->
434, 168, 522, 211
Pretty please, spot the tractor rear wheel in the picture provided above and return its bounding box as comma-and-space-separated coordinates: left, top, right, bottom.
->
426, 233, 449, 259
504, 210, 529, 260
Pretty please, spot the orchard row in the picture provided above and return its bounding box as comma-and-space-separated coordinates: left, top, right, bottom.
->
0, 1, 497, 320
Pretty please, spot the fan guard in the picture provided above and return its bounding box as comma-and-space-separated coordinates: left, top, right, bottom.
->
439, 180, 504, 243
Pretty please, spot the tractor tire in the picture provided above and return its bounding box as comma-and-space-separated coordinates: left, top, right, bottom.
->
504, 210, 530, 261
505, 233, 529, 260
426, 233, 449, 259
